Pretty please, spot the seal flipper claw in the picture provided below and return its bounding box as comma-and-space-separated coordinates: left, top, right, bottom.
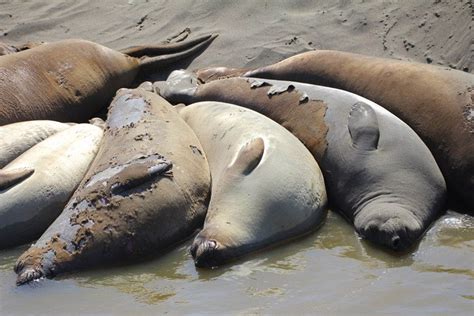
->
348, 102, 380, 150
0, 168, 34, 190
16, 267, 45, 286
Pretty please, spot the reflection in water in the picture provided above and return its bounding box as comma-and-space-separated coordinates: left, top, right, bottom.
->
315, 211, 416, 268
0, 210, 472, 314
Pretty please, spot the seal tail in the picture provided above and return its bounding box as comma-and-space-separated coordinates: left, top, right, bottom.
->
138, 34, 218, 72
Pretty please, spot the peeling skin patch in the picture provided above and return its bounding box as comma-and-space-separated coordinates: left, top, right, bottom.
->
107, 93, 148, 129
248, 79, 309, 104
248, 79, 268, 88
267, 83, 295, 96
205, 78, 329, 161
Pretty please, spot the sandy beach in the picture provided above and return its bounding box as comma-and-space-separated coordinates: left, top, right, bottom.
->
1, 0, 472, 74
0, 0, 473, 314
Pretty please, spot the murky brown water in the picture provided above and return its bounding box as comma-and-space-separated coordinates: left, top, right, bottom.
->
1, 210, 472, 314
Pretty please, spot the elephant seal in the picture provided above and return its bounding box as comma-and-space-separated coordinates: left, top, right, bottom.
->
0, 33, 217, 125
156, 70, 447, 251
15, 88, 210, 285
196, 51, 474, 211
178, 101, 327, 268
0, 120, 71, 168
0, 124, 103, 249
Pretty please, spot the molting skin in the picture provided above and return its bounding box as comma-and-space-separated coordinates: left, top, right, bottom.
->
157, 70, 446, 251
14, 88, 210, 285
195, 51, 474, 212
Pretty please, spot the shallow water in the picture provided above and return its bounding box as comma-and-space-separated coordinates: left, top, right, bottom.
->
1, 210, 473, 315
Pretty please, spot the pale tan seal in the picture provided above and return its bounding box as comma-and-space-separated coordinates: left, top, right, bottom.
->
178, 101, 327, 267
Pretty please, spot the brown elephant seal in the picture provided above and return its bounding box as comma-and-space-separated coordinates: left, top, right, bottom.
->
156, 70, 447, 251
0, 120, 71, 168
0, 124, 103, 249
178, 101, 327, 268
0, 33, 217, 125
14, 88, 210, 285
196, 51, 474, 212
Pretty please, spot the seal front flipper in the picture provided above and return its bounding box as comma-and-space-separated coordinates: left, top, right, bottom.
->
228, 138, 265, 176
109, 157, 173, 195
0, 168, 34, 190
348, 102, 380, 151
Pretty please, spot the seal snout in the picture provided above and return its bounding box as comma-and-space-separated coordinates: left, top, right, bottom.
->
190, 236, 223, 268
355, 206, 422, 251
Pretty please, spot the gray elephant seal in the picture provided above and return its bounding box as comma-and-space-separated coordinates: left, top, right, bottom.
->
157, 71, 447, 251
0, 33, 217, 125
0, 120, 71, 168
196, 51, 474, 212
14, 88, 210, 285
0, 124, 103, 249
178, 101, 327, 268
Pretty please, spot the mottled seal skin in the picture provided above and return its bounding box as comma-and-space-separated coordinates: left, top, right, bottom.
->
178, 101, 327, 268
197, 51, 474, 212
0, 124, 103, 249
14, 88, 210, 285
157, 70, 447, 251
0, 34, 217, 125
0, 120, 71, 168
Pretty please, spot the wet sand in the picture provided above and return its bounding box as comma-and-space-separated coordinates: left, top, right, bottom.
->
0, 0, 473, 314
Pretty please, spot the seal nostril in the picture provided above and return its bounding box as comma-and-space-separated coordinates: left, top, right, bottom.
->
207, 240, 217, 250
391, 235, 401, 249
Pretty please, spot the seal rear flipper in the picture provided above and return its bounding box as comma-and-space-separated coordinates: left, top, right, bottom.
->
138, 34, 218, 72
227, 138, 265, 176
348, 102, 380, 151
121, 33, 213, 58
0, 168, 34, 190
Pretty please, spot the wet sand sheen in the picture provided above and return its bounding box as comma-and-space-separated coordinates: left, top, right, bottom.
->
0, 0, 472, 313
1, 211, 472, 314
